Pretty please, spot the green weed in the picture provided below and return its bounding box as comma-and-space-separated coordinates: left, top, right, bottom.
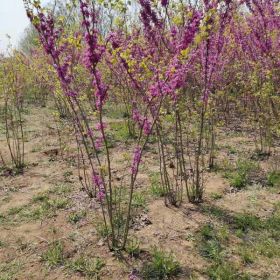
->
150, 173, 165, 198
141, 248, 181, 280
68, 210, 86, 224
67, 256, 105, 279
42, 241, 64, 267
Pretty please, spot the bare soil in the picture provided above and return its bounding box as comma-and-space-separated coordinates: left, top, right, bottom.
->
0, 106, 279, 280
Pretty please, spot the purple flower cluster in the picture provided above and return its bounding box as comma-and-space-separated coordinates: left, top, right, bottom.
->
139, 0, 159, 26
132, 107, 152, 135
179, 10, 202, 51
66, 90, 77, 98
92, 71, 108, 109
95, 121, 106, 131
92, 173, 105, 201
26, 8, 73, 86
35, 13, 59, 58
79, 0, 108, 109
131, 147, 142, 175
139, 0, 162, 41
80, 1, 105, 69
109, 32, 122, 49
94, 137, 103, 150
87, 128, 94, 137
161, 0, 169, 7
148, 56, 193, 102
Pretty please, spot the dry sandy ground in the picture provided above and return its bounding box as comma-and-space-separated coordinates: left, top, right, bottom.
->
0, 106, 279, 280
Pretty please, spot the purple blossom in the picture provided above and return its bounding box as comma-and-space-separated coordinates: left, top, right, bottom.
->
143, 118, 152, 135
25, 7, 78, 89
131, 147, 141, 175
132, 107, 152, 135
66, 91, 77, 98
91, 71, 108, 109
161, 0, 169, 7
92, 173, 105, 202
95, 137, 102, 150
97, 189, 105, 201
132, 107, 143, 124
92, 173, 103, 187
202, 89, 211, 104
139, 0, 159, 25
139, 0, 162, 41
88, 128, 94, 137
179, 10, 202, 51
96, 122, 106, 131
109, 32, 121, 49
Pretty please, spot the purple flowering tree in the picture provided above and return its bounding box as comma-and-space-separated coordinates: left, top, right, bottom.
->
24, 0, 166, 250
232, 0, 280, 155
135, 0, 234, 204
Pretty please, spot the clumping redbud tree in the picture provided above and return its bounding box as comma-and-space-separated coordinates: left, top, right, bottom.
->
132, 0, 234, 204
23, 0, 166, 251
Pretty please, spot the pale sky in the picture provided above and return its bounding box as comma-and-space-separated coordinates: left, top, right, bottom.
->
0, 0, 48, 52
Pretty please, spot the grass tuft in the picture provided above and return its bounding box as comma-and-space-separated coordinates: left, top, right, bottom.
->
42, 241, 64, 267
141, 247, 181, 280
150, 173, 165, 198
267, 171, 280, 187
67, 256, 105, 278
68, 210, 86, 224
